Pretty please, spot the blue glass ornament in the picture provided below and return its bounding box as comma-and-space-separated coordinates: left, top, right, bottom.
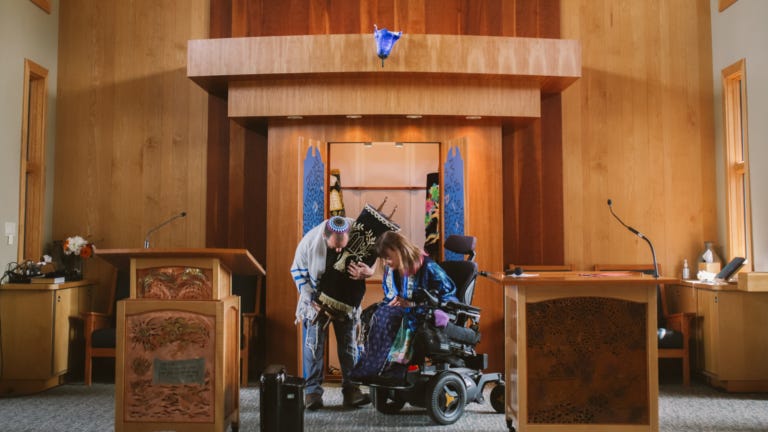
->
374, 25, 402, 67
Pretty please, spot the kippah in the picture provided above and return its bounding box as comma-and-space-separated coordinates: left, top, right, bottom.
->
327, 216, 350, 233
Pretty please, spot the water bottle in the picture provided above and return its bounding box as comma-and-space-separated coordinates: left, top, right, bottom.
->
682, 259, 690, 280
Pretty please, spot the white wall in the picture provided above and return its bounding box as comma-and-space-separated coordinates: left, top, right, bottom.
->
711, 0, 768, 271
0, 0, 59, 271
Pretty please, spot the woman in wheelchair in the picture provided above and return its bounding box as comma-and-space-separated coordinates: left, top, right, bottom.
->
350, 230, 457, 385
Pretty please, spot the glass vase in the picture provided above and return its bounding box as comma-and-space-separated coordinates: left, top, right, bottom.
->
698, 241, 722, 273
62, 254, 84, 281
699, 241, 722, 264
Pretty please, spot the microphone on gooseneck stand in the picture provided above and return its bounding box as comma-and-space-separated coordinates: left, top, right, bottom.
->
607, 199, 659, 279
144, 211, 187, 248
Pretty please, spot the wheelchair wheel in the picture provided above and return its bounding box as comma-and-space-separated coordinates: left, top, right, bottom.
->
425, 372, 466, 425
372, 387, 406, 414
490, 383, 505, 413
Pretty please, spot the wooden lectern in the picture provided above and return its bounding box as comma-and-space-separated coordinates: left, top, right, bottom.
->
98, 248, 264, 432
489, 271, 677, 432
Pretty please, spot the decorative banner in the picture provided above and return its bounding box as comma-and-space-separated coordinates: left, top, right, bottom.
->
443, 146, 465, 261
303, 141, 325, 235
424, 172, 440, 260
329, 168, 345, 217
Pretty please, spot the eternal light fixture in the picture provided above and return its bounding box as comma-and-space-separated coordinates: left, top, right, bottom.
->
374, 24, 402, 68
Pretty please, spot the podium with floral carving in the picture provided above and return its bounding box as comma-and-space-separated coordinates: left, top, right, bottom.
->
97, 248, 264, 432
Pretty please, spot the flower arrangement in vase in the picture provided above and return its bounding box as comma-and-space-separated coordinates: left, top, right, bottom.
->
62, 235, 95, 280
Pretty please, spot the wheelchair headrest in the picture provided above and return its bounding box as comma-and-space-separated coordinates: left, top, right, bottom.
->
444, 235, 477, 257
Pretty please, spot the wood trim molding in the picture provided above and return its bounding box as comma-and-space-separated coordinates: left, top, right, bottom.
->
229, 75, 540, 119
188, 34, 581, 119
721, 58, 752, 269
188, 34, 580, 82
30, 0, 51, 14
18, 59, 48, 261
719, 0, 738, 12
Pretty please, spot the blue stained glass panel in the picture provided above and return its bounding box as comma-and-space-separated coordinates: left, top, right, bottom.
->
443, 146, 465, 261
303, 144, 325, 235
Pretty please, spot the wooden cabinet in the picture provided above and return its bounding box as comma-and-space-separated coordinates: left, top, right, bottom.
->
666, 283, 697, 314
0, 280, 93, 395
694, 284, 768, 392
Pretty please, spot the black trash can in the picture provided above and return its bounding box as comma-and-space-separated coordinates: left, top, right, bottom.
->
260, 364, 305, 432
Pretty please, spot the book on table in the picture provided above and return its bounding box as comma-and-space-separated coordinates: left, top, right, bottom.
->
30, 276, 65, 284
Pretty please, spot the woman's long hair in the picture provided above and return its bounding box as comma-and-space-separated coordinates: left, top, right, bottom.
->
375, 231, 424, 275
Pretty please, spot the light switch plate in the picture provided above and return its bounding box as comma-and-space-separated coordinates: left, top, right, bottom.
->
4, 222, 15, 236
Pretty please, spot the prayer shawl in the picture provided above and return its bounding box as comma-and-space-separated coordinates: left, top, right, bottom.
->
290, 217, 355, 323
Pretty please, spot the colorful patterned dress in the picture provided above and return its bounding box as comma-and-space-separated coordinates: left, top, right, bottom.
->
350, 257, 457, 381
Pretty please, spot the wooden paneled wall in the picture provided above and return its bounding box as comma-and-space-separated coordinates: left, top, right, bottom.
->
503, 94, 565, 266
205, 0, 563, 372
52, 0, 718, 377
266, 118, 505, 373
560, 0, 716, 276
55, 0, 210, 310
227, 0, 559, 37
207, 0, 563, 266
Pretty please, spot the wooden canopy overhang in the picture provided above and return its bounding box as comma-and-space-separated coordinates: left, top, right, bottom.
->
187, 34, 581, 121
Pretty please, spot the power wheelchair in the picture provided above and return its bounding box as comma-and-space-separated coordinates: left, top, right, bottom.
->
359, 235, 505, 425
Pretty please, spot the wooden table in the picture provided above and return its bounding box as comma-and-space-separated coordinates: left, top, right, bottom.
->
489, 271, 676, 432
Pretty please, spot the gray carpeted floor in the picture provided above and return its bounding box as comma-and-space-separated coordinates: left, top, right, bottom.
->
1, 382, 767, 431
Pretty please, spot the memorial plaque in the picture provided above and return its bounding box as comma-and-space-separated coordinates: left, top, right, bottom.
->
153, 357, 206, 385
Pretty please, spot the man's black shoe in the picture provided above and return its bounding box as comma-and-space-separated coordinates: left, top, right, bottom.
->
342, 386, 371, 407
305, 392, 323, 410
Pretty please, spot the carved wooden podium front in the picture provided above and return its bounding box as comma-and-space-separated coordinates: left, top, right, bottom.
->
98, 248, 263, 432
489, 271, 677, 432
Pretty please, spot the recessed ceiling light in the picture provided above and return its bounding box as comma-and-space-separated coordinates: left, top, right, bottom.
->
286, 115, 303, 120
363, 142, 373, 147
394, 142, 404, 148
465, 115, 482, 120
405, 115, 422, 119
346, 115, 362, 119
